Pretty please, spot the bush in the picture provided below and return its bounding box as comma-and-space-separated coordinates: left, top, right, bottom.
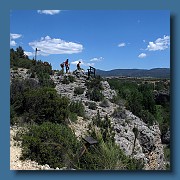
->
88, 102, 97, 110
68, 75, 75, 83
30, 71, 36, 78
57, 70, 64, 76
164, 145, 170, 162
21, 122, 81, 169
62, 76, 69, 84
38, 72, 55, 88
85, 76, 104, 102
79, 124, 144, 170
24, 87, 70, 124
100, 99, 110, 108
74, 87, 85, 95
85, 76, 103, 90
62, 75, 75, 84
140, 110, 156, 126
86, 89, 104, 102
112, 107, 127, 119
92, 112, 114, 143
69, 112, 78, 122
69, 101, 85, 118
10, 79, 40, 115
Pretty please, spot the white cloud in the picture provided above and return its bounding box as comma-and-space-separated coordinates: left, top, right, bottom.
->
146, 35, 170, 51
10, 33, 22, 39
86, 62, 95, 67
24, 51, 34, 57
28, 36, 83, 56
118, 43, 126, 47
90, 57, 103, 62
71, 60, 83, 65
10, 40, 17, 46
71, 59, 94, 67
37, 10, 61, 15
10, 33, 22, 46
143, 40, 146, 43
138, 53, 147, 58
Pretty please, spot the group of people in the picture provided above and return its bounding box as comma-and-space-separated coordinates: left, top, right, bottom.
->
60, 59, 81, 73
60, 59, 70, 73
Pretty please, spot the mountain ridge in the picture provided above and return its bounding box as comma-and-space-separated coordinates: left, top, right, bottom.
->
96, 68, 170, 78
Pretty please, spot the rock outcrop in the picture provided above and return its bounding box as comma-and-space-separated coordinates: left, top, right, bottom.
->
112, 110, 165, 170
50, 72, 167, 170
10, 68, 168, 170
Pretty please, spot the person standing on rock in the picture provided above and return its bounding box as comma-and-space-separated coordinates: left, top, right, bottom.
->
77, 61, 81, 71
60, 62, 65, 73
64, 59, 70, 73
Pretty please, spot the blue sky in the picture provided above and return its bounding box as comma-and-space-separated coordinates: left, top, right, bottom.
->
10, 10, 170, 71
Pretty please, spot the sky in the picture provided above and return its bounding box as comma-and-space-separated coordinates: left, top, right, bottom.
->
10, 10, 170, 71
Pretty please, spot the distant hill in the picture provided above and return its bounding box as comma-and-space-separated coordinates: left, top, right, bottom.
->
96, 68, 170, 78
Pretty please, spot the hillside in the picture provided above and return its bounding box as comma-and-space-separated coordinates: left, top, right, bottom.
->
10, 68, 169, 170
10, 47, 170, 170
96, 68, 170, 78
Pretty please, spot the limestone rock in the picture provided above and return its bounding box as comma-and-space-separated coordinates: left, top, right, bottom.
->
10, 69, 168, 170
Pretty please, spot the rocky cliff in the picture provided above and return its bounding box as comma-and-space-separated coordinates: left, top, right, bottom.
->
10, 68, 168, 170
50, 70, 167, 170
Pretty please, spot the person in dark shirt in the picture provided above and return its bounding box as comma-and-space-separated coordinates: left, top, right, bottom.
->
64, 59, 70, 73
77, 61, 81, 70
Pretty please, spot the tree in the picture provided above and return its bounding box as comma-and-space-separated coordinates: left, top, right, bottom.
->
24, 87, 69, 124
16, 46, 25, 59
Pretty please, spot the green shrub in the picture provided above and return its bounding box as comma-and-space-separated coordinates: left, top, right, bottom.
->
12, 67, 18, 71
79, 125, 144, 170
74, 87, 85, 95
29, 71, 36, 78
24, 87, 69, 124
92, 112, 114, 143
112, 107, 127, 119
21, 122, 81, 169
85, 76, 103, 90
68, 75, 75, 83
57, 70, 64, 76
88, 102, 97, 110
140, 110, 156, 126
164, 145, 170, 162
69, 112, 78, 122
85, 76, 104, 102
69, 101, 85, 117
38, 72, 55, 88
100, 99, 110, 108
86, 89, 104, 102
62, 75, 75, 84
62, 76, 69, 84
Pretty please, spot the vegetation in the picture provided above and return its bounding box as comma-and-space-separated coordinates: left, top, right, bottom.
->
79, 112, 144, 170
87, 102, 97, 110
92, 112, 114, 143
108, 78, 170, 129
96, 68, 170, 78
85, 76, 104, 102
21, 122, 81, 169
69, 101, 85, 118
20, 121, 144, 170
108, 78, 170, 167
11, 80, 70, 125
78, 137, 144, 170
100, 99, 110, 108
11, 46, 55, 88
11, 47, 156, 170
62, 75, 75, 84
74, 87, 85, 95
